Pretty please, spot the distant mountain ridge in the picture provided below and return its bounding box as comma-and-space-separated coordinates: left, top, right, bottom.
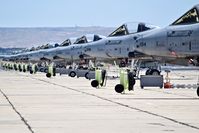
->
0, 47, 24, 55
0, 27, 115, 48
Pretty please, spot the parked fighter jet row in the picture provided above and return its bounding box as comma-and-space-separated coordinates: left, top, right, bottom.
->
0, 4, 199, 96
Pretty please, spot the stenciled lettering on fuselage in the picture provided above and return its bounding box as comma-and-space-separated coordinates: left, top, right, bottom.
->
71, 45, 82, 50
137, 42, 146, 48
105, 40, 122, 45
167, 30, 193, 37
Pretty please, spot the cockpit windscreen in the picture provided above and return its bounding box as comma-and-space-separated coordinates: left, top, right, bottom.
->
109, 22, 159, 37
60, 39, 71, 46
172, 8, 199, 25
74, 36, 88, 44
73, 34, 105, 44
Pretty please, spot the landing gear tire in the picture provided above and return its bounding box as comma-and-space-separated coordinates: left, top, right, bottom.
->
69, 71, 76, 77
145, 69, 151, 75
151, 69, 160, 75
115, 84, 124, 93
146, 69, 160, 75
46, 73, 51, 78
197, 87, 199, 97
91, 80, 99, 88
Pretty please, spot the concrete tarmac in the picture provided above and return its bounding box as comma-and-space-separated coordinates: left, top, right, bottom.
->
0, 69, 199, 133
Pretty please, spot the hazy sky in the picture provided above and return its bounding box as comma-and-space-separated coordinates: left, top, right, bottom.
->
0, 0, 198, 27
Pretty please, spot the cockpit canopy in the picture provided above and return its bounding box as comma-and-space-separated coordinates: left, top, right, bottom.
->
108, 22, 159, 37
74, 36, 88, 44
40, 44, 54, 49
172, 6, 199, 25
73, 34, 105, 44
29, 44, 54, 51
60, 39, 72, 47
29, 47, 36, 51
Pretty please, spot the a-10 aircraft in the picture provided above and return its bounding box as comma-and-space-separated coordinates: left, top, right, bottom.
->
83, 22, 159, 59
134, 4, 199, 66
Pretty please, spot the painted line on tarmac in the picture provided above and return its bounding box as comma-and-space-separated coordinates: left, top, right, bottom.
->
30, 76, 199, 131
0, 89, 35, 133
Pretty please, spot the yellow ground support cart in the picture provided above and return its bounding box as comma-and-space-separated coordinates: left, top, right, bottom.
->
91, 68, 106, 88
30, 64, 38, 74
115, 69, 135, 93
46, 63, 56, 78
